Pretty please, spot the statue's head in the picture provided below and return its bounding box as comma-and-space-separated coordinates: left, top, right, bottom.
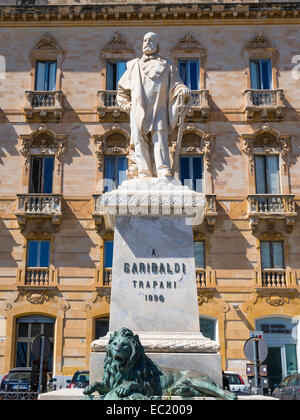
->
143, 32, 159, 55
106, 327, 142, 373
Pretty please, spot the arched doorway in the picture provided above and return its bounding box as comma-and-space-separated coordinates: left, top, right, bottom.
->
15, 315, 55, 373
256, 317, 299, 389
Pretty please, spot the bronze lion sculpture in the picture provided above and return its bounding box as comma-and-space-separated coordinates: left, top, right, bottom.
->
83, 327, 237, 400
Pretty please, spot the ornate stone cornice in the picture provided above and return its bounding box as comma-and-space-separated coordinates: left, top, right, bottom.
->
0, 3, 300, 24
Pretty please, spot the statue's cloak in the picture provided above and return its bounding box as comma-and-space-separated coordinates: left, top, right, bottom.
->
117, 56, 186, 145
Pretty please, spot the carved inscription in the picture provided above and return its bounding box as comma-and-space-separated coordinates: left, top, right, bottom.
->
123, 262, 187, 303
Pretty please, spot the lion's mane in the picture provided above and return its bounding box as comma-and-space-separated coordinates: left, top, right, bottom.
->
102, 327, 162, 396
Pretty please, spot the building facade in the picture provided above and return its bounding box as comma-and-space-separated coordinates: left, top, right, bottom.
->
0, 0, 300, 388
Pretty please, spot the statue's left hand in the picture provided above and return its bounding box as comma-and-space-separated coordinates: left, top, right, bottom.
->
180, 87, 190, 104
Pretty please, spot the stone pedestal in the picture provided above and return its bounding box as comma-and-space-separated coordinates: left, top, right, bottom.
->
91, 178, 222, 385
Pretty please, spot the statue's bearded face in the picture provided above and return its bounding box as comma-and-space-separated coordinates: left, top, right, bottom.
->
143, 34, 158, 55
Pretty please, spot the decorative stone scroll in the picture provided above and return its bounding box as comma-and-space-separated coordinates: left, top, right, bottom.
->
172, 33, 205, 54
181, 126, 214, 172
18, 125, 68, 175
33, 32, 62, 53
244, 32, 275, 51
94, 126, 130, 172
241, 124, 290, 175
102, 31, 134, 54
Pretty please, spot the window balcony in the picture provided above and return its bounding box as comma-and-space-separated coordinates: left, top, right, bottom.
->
24, 90, 63, 123
247, 194, 297, 233
243, 89, 285, 121
15, 194, 62, 229
17, 267, 58, 289
255, 268, 297, 290
97, 90, 129, 122
186, 89, 210, 121
196, 268, 216, 290
96, 267, 112, 288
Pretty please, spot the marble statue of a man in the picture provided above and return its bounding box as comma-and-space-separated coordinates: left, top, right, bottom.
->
117, 32, 190, 178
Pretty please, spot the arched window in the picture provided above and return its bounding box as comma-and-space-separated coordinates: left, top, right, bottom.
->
15, 315, 55, 373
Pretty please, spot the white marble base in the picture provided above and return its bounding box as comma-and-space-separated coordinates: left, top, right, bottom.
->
109, 215, 204, 334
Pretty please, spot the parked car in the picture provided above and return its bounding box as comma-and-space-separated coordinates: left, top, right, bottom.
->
67, 370, 90, 389
273, 374, 300, 400
223, 371, 248, 393
0, 367, 34, 392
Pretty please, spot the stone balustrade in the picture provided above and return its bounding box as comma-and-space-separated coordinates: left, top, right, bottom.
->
15, 194, 62, 228
261, 269, 286, 288
205, 194, 217, 214
196, 268, 216, 289
103, 268, 112, 287
196, 269, 206, 288
24, 90, 63, 122
243, 89, 285, 121
98, 90, 118, 108
247, 194, 297, 233
17, 267, 58, 289
204, 194, 218, 232
248, 194, 296, 215
25, 268, 50, 287
190, 89, 209, 108
255, 268, 297, 290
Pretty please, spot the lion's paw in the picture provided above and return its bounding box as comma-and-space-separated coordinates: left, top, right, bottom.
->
83, 384, 93, 395
115, 384, 131, 398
